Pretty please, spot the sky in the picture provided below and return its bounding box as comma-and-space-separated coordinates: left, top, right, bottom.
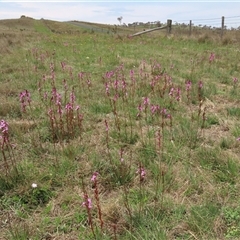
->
1, 1, 240, 28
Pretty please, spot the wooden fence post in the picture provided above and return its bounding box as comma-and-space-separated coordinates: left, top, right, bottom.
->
129, 25, 169, 38
189, 20, 192, 36
221, 16, 224, 39
167, 19, 172, 34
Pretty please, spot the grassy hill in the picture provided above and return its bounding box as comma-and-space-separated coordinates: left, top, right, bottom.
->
0, 17, 240, 240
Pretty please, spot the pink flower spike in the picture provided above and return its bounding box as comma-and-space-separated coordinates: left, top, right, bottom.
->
87, 198, 92, 208
48, 109, 53, 116
78, 72, 84, 79
236, 137, 240, 141
150, 105, 160, 115
169, 87, 174, 96
198, 80, 203, 89
209, 52, 215, 62
61, 61, 66, 70
143, 97, 150, 106
140, 169, 146, 178
233, 77, 238, 84
105, 120, 109, 132
91, 172, 99, 182
119, 148, 124, 162
176, 87, 181, 101
44, 92, 48, 100
0, 119, 9, 134
57, 107, 63, 115
136, 167, 146, 180
161, 108, 167, 115
65, 103, 73, 110
105, 82, 110, 95
185, 80, 192, 91
138, 104, 143, 112
130, 69, 134, 78
82, 198, 92, 209
70, 91, 76, 103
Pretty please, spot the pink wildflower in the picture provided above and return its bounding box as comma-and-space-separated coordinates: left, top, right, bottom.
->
105, 71, 114, 79
48, 108, 53, 115
55, 93, 62, 106
50, 62, 54, 72
176, 87, 181, 101
137, 104, 143, 118
169, 87, 174, 96
114, 80, 119, 89
82, 197, 92, 209
137, 167, 146, 181
209, 53, 215, 63
105, 82, 110, 95
150, 104, 160, 115
161, 108, 167, 115
185, 80, 192, 91
87, 79, 91, 87
143, 97, 150, 106
150, 79, 156, 89
130, 69, 134, 78
0, 119, 9, 143
122, 79, 127, 90
61, 61, 66, 70
0, 119, 9, 135
63, 79, 68, 91
57, 106, 63, 115
91, 172, 99, 182
70, 91, 76, 103
65, 103, 73, 111
233, 77, 238, 84
120, 148, 124, 162
43, 92, 48, 101
78, 72, 84, 79
19, 90, 31, 112
105, 120, 109, 132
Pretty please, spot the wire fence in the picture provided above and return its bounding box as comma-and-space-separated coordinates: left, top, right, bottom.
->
174, 15, 240, 29
126, 15, 240, 43
162, 15, 240, 42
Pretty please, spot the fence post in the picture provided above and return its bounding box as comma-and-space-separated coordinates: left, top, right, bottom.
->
167, 19, 172, 34
189, 20, 192, 36
221, 16, 224, 39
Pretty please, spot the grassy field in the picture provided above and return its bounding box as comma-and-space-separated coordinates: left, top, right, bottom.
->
0, 17, 240, 240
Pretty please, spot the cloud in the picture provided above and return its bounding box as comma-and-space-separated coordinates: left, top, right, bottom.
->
0, 2, 110, 22
0, 2, 240, 27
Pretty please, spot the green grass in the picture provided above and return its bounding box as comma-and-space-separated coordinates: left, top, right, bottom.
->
34, 20, 52, 34
227, 107, 240, 117
0, 17, 240, 239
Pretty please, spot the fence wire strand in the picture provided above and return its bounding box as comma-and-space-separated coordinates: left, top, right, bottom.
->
175, 15, 240, 29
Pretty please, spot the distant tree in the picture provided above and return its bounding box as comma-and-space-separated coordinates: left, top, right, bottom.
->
117, 16, 123, 25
